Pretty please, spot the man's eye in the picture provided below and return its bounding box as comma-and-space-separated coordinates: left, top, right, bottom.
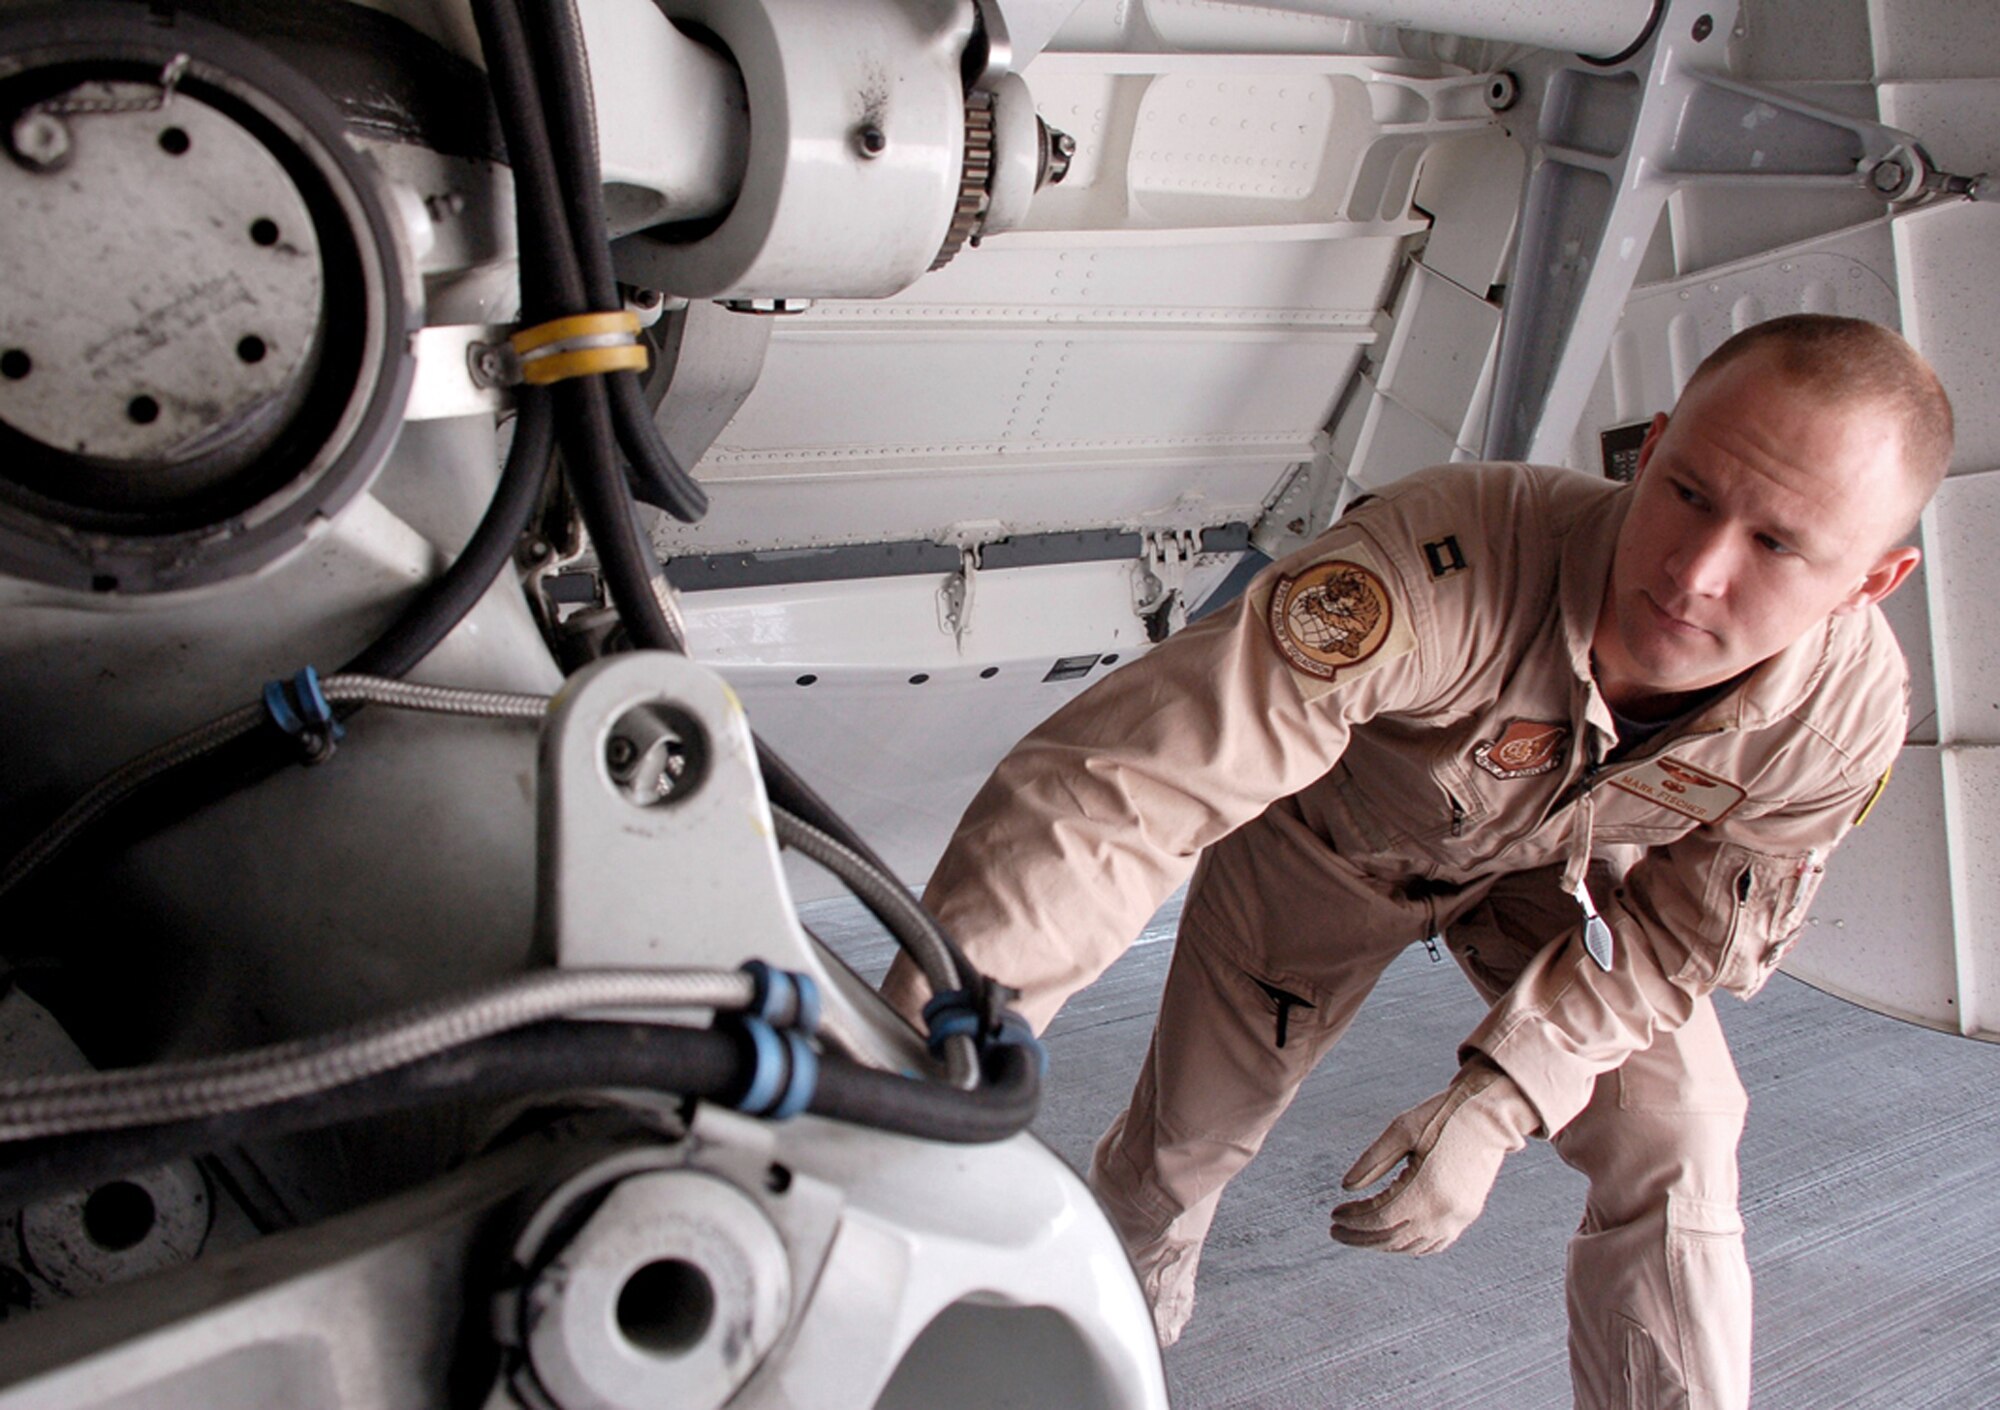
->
1757, 534, 1794, 556
1672, 482, 1706, 508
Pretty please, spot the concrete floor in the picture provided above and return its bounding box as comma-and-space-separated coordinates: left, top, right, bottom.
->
808, 892, 2000, 1409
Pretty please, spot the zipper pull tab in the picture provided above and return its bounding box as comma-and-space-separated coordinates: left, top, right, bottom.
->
1571, 879, 1615, 972
1422, 932, 1444, 964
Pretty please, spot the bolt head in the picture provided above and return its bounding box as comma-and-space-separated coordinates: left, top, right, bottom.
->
855, 125, 887, 158
1691, 13, 1714, 40
10, 111, 71, 171
1870, 158, 1910, 195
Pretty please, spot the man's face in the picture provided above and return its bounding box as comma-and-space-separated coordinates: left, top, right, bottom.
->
1593, 349, 1922, 716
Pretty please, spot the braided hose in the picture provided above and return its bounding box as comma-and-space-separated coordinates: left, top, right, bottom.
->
0, 967, 755, 1141
0, 677, 552, 900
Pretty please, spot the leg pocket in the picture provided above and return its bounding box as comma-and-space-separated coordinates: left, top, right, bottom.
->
1664, 1194, 1752, 1410
1616, 1000, 1748, 1120
1617, 1313, 1669, 1410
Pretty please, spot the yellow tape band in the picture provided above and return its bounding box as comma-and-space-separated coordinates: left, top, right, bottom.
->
518, 344, 649, 386
510, 310, 641, 355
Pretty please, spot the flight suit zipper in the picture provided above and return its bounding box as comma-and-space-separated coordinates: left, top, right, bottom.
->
1548, 724, 1727, 971
1253, 979, 1315, 1048
1421, 891, 1444, 962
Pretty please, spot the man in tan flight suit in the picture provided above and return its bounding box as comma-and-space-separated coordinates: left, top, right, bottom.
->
884, 313, 1954, 1408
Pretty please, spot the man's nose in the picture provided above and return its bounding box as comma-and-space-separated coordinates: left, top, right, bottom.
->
1663, 526, 1734, 597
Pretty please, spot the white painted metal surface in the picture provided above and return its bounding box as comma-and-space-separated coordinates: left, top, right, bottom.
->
647, 39, 1489, 566
1232, 0, 1655, 58
1568, 224, 1905, 473
615, 0, 972, 298
574, 0, 748, 235
685, 554, 1239, 898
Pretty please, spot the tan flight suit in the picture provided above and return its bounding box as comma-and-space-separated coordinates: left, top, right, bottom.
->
884, 462, 1906, 1409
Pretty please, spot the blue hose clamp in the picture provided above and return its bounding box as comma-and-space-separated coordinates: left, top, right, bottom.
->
770, 1029, 818, 1119
262, 666, 344, 761
731, 1015, 818, 1120
987, 1011, 1049, 1081
741, 960, 823, 1034
920, 989, 983, 1059
921, 989, 1047, 1078
734, 1016, 787, 1115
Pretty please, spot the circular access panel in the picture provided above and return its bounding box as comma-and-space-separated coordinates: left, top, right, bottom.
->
0, 6, 413, 592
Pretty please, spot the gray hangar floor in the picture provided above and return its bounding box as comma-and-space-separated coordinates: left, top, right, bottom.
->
808, 892, 2000, 1409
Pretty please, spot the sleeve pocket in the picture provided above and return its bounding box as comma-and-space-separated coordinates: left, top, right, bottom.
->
1696, 842, 1825, 998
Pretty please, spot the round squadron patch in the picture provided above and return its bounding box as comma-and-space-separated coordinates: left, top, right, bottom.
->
1268, 560, 1394, 681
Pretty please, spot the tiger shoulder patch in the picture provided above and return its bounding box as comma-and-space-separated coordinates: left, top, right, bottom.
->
1265, 540, 1416, 700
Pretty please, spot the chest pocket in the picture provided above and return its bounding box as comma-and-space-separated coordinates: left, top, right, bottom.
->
1589, 780, 1698, 847
1322, 726, 1488, 855
1694, 842, 1826, 998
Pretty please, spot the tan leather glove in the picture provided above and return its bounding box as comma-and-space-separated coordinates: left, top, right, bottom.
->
1327, 1057, 1540, 1256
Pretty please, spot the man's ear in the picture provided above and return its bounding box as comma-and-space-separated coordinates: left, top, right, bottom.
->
1632, 412, 1670, 479
1835, 545, 1922, 614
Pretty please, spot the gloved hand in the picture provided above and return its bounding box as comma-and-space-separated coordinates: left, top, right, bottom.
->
1328, 1057, 1540, 1255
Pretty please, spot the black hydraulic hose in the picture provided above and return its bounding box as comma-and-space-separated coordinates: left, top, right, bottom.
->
0, 384, 557, 887
474, 0, 953, 945
554, 377, 686, 653
0, 1020, 1040, 1210
469, 0, 587, 323
609, 370, 707, 522
520, 0, 619, 308
343, 386, 555, 679
520, 0, 706, 522
474, 0, 687, 648
818, 1034, 1039, 1142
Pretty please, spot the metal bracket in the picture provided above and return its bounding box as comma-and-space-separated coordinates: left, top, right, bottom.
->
531, 653, 907, 1069
938, 546, 980, 645
1481, 0, 1974, 464
405, 323, 512, 421
1252, 431, 1356, 562
1134, 530, 1196, 642
647, 300, 776, 479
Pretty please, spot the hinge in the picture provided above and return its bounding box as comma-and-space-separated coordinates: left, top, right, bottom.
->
1134, 530, 1197, 642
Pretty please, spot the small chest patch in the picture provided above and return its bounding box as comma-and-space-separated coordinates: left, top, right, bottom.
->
1424, 536, 1467, 579
1474, 719, 1571, 779
1609, 756, 1747, 823
1269, 559, 1396, 680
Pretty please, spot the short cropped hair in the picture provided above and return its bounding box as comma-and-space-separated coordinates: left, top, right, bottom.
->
1687, 314, 1954, 528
